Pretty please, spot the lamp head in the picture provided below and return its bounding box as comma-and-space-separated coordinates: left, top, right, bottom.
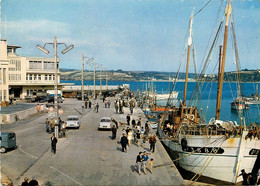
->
87, 58, 94, 64
36, 45, 50, 54
61, 45, 74, 54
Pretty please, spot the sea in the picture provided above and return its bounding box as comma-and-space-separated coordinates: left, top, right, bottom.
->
61, 80, 260, 125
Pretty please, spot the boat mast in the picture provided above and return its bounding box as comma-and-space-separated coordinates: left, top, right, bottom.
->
183, 13, 193, 106
215, 0, 232, 120
216, 45, 223, 119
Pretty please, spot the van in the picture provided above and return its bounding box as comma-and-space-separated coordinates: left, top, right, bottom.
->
0, 132, 17, 153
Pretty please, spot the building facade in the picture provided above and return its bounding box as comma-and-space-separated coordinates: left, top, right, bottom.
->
0, 39, 62, 102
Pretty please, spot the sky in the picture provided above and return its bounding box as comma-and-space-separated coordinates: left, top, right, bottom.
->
0, 0, 259, 73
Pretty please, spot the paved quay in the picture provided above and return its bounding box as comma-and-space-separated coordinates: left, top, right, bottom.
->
1, 97, 184, 185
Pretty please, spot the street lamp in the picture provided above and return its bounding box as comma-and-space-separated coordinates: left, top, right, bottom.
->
81, 54, 94, 108
97, 64, 102, 96
87, 59, 96, 99
37, 36, 73, 138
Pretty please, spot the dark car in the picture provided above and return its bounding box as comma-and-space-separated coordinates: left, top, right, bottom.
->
35, 96, 49, 103
0, 132, 17, 153
48, 96, 63, 103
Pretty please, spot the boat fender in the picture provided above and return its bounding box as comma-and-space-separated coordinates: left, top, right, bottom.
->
189, 114, 195, 121
181, 138, 188, 151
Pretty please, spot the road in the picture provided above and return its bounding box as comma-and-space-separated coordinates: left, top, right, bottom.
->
1, 97, 183, 185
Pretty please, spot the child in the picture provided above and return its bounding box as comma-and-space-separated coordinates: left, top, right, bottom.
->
148, 158, 154, 174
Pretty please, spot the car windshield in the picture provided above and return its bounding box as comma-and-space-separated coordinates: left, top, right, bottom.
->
101, 119, 111, 122
67, 117, 79, 121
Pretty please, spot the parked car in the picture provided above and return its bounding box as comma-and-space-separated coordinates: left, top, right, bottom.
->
98, 117, 114, 130
0, 132, 17, 153
34, 96, 49, 103
66, 116, 80, 129
48, 96, 63, 103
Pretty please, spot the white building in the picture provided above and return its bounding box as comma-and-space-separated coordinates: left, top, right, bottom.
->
0, 39, 64, 102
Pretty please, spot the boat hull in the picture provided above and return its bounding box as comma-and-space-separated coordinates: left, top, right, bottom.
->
158, 128, 259, 183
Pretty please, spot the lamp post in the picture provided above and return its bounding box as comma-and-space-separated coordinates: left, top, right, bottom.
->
105, 68, 108, 91
81, 54, 94, 109
87, 59, 96, 99
97, 64, 102, 96
37, 36, 73, 137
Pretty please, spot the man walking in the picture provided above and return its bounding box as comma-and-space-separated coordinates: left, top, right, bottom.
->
51, 133, 58, 154
96, 103, 99, 113
135, 152, 143, 175
111, 125, 117, 140
149, 134, 157, 153
126, 114, 131, 126
120, 133, 128, 152
142, 151, 149, 175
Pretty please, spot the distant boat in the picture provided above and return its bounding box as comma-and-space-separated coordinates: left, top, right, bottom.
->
231, 97, 249, 110
155, 92, 178, 100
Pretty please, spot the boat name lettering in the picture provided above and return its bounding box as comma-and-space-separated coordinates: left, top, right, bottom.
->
185, 147, 224, 154
249, 149, 259, 155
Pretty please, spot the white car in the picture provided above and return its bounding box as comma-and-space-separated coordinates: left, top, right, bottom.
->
149, 121, 158, 129
66, 115, 80, 129
98, 117, 113, 130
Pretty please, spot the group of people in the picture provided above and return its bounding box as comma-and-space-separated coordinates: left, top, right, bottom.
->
21, 177, 39, 186
237, 169, 260, 185
119, 118, 157, 153
45, 117, 66, 138
103, 97, 111, 108
114, 99, 125, 114
134, 151, 154, 175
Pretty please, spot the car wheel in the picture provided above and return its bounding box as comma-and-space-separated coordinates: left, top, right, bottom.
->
1, 147, 6, 153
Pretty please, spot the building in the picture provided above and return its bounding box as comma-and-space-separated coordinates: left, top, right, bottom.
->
0, 39, 64, 102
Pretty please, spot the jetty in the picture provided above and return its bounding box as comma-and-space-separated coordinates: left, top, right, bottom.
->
1, 95, 183, 185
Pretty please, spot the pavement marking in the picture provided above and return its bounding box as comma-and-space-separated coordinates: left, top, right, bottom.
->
18, 145, 38, 159
49, 166, 83, 186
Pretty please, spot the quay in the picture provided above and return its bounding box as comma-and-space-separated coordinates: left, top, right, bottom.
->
1, 96, 184, 185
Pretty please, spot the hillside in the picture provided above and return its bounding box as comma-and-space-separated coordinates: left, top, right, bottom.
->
60, 69, 260, 82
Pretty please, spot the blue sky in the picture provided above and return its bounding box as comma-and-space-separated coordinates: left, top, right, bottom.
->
1, 0, 259, 73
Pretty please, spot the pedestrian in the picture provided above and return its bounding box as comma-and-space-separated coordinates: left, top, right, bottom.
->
108, 100, 111, 108
137, 118, 141, 126
140, 126, 145, 139
111, 125, 117, 140
58, 117, 62, 132
149, 134, 157, 153
28, 178, 39, 186
133, 126, 138, 143
89, 101, 92, 109
135, 152, 143, 175
21, 177, 29, 186
236, 169, 248, 185
36, 104, 40, 113
45, 118, 49, 133
131, 119, 136, 128
122, 128, 126, 136
115, 101, 118, 114
142, 151, 149, 175
51, 133, 58, 154
120, 133, 128, 152
148, 158, 154, 174
127, 129, 133, 147
126, 127, 130, 136
61, 121, 67, 138
50, 117, 55, 133
111, 118, 118, 129
126, 114, 131, 126
104, 99, 108, 108
145, 121, 149, 130
96, 103, 99, 113
136, 130, 141, 147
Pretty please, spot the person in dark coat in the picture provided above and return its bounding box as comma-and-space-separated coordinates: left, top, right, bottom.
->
21, 177, 29, 186
126, 114, 131, 126
89, 101, 92, 109
131, 119, 136, 128
149, 134, 156, 153
120, 134, 128, 152
96, 103, 99, 112
51, 133, 58, 154
111, 125, 117, 139
237, 169, 248, 185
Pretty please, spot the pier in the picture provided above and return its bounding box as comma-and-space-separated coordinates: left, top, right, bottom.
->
1, 96, 183, 185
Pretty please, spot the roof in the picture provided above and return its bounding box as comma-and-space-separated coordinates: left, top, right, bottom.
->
101, 117, 112, 120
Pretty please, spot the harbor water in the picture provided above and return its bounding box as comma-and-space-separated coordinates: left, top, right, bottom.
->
61, 80, 260, 125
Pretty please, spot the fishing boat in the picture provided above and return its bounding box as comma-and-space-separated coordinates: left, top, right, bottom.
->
157, 1, 260, 184
155, 92, 178, 100
231, 97, 248, 110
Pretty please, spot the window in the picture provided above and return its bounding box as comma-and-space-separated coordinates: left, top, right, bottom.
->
49, 75, 52, 80
10, 60, 21, 71
29, 74, 32, 80
44, 61, 54, 70
3, 68, 6, 84
38, 74, 41, 80
45, 75, 48, 81
26, 74, 28, 80
34, 74, 37, 80
27, 90, 29, 95
53, 75, 55, 80
29, 61, 42, 70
